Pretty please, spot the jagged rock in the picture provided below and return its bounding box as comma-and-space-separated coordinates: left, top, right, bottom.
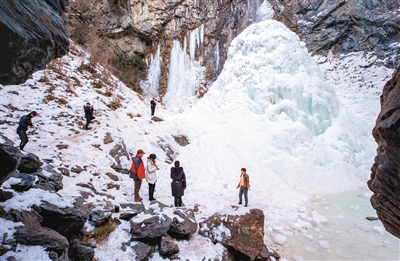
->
2, 209, 42, 227
109, 142, 130, 174
159, 233, 179, 257
120, 203, 146, 214
168, 208, 197, 239
131, 241, 152, 261
256, 244, 280, 261
103, 132, 114, 144
172, 135, 190, 147
69, 239, 95, 261
130, 214, 172, 239
90, 210, 111, 226
199, 209, 265, 260
0, 189, 14, 202
39, 201, 90, 238
56, 144, 69, 150
15, 226, 69, 250
33, 164, 63, 192
105, 172, 119, 181
119, 211, 139, 221
10, 172, 36, 192
0, 0, 69, 85
151, 116, 163, 122
17, 152, 42, 174
369, 67, 400, 238
71, 165, 83, 173
0, 144, 22, 186
269, 0, 400, 67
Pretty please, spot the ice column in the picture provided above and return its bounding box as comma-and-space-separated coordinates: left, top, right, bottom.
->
140, 45, 161, 96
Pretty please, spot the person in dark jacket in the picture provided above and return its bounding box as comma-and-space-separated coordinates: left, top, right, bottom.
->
129, 149, 146, 202
83, 102, 95, 130
150, 98, 156, 116
16, 111, 39, 151
170, 160, 186, 207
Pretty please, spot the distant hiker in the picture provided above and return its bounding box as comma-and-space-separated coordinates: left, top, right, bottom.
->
170, 160, 186, 207
129, 149, 146, 202
146, 153, 160, 201
150, 98, 156, 116
16, 111, 39, 151
83, 102, 95, 130
236, 167, 250, 207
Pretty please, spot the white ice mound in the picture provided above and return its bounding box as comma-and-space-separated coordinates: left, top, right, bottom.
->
211, 20, 339, 135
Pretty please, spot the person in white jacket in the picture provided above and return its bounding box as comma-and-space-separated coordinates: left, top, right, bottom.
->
146, 153, 159, 201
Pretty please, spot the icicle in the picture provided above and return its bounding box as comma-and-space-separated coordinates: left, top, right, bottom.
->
140, 45, 161, 97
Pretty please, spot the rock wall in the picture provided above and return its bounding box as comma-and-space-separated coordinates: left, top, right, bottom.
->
368, 67, 400, 239
268, 0, 400, 68
0, 0, 70, 85
64, 0, 263, 92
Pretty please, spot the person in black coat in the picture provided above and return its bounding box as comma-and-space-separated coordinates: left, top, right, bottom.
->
150, 98, 156, 116
16, 111, 39, 150
83, 102, 95, 130
170, 160, 186, 207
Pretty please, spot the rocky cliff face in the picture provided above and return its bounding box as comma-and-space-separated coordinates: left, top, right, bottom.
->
64, 0, 263, 92
268, 0, 400, 68
0, 0, 70, 85
368, 67, 400, 239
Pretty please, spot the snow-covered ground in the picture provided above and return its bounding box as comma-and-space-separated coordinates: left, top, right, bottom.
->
0, 17, 398, 261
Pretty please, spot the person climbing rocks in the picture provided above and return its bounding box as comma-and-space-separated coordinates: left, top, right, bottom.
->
146, 153, 160, 201
16, 111, 39, 151
236, 167, 250, 207
83, 102, 95, 130
129, 149, 146, 202
170, 160, 186, 207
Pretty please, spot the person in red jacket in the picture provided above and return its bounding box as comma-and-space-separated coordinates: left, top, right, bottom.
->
129, 149, 146, 202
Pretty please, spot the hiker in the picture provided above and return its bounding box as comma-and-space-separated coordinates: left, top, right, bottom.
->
150, 98, 156, 116
170, 160, 186, 207
236, 167, 250, 207
83, 102, 95, 130
16, 111, 39, 151
129, 149, 146, 202
146, 153, 160, 201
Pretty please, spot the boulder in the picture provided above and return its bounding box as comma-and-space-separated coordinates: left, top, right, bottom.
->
0, 0, 69, 85
168, 208, 197, 239
0, 189, 14, 202
10, 172, 35, 192
69, 239, 95, 261
159, 233, 179, 257
3, 209, 42, 227
0, 144, 22, 186
369, 67, 400, 238
131, 241, 152, 261
15, 226, 69, 250
199, 208, 265, 260
130, 214, 172, 239
18, 152, 42, 174
90, 210, 112, 227
39, 201, 90, 238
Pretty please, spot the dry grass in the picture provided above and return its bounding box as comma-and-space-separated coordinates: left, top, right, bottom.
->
93, 217, 120, 243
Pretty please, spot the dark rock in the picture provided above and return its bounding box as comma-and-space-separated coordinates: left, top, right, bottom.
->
199, 209, 265, 260
269, 0, 400, 67
69, 239, 95, 261
71, 165, 83, 173
110, 163, 129, 174
10, 173, 35, 192
3, 209, 42, 227
120, 203, 146, 214
105, 172, 119, 181
256, 244, 280, 260
172, 135, 190, 146
130, 214, 172, 239
0, 0, 69, 85
366, 216, 379, 221
103, 132, 114, 144
57, 167, 70, 176
109, 142, 130, 174
90, 210, 112, 227
368, 67, 400, 238
159, 233, 179, 257
15, 226, 69, 250
151, 116, 163, 122
168, 208, 197, 239
39, 201, 90, 238
119, 211, 138, 221
56, 144, 69, 150
17, 152, 42, 174
0, 189, 14, 202
0, 144, 22, 186
131, 241, 152, 261
6, 256, 16, 261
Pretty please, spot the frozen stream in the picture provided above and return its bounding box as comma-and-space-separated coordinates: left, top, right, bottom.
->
277, 190, 400, 261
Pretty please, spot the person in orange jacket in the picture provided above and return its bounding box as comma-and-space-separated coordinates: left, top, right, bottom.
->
129, 149, 146, 202
236, 167, 250, 207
